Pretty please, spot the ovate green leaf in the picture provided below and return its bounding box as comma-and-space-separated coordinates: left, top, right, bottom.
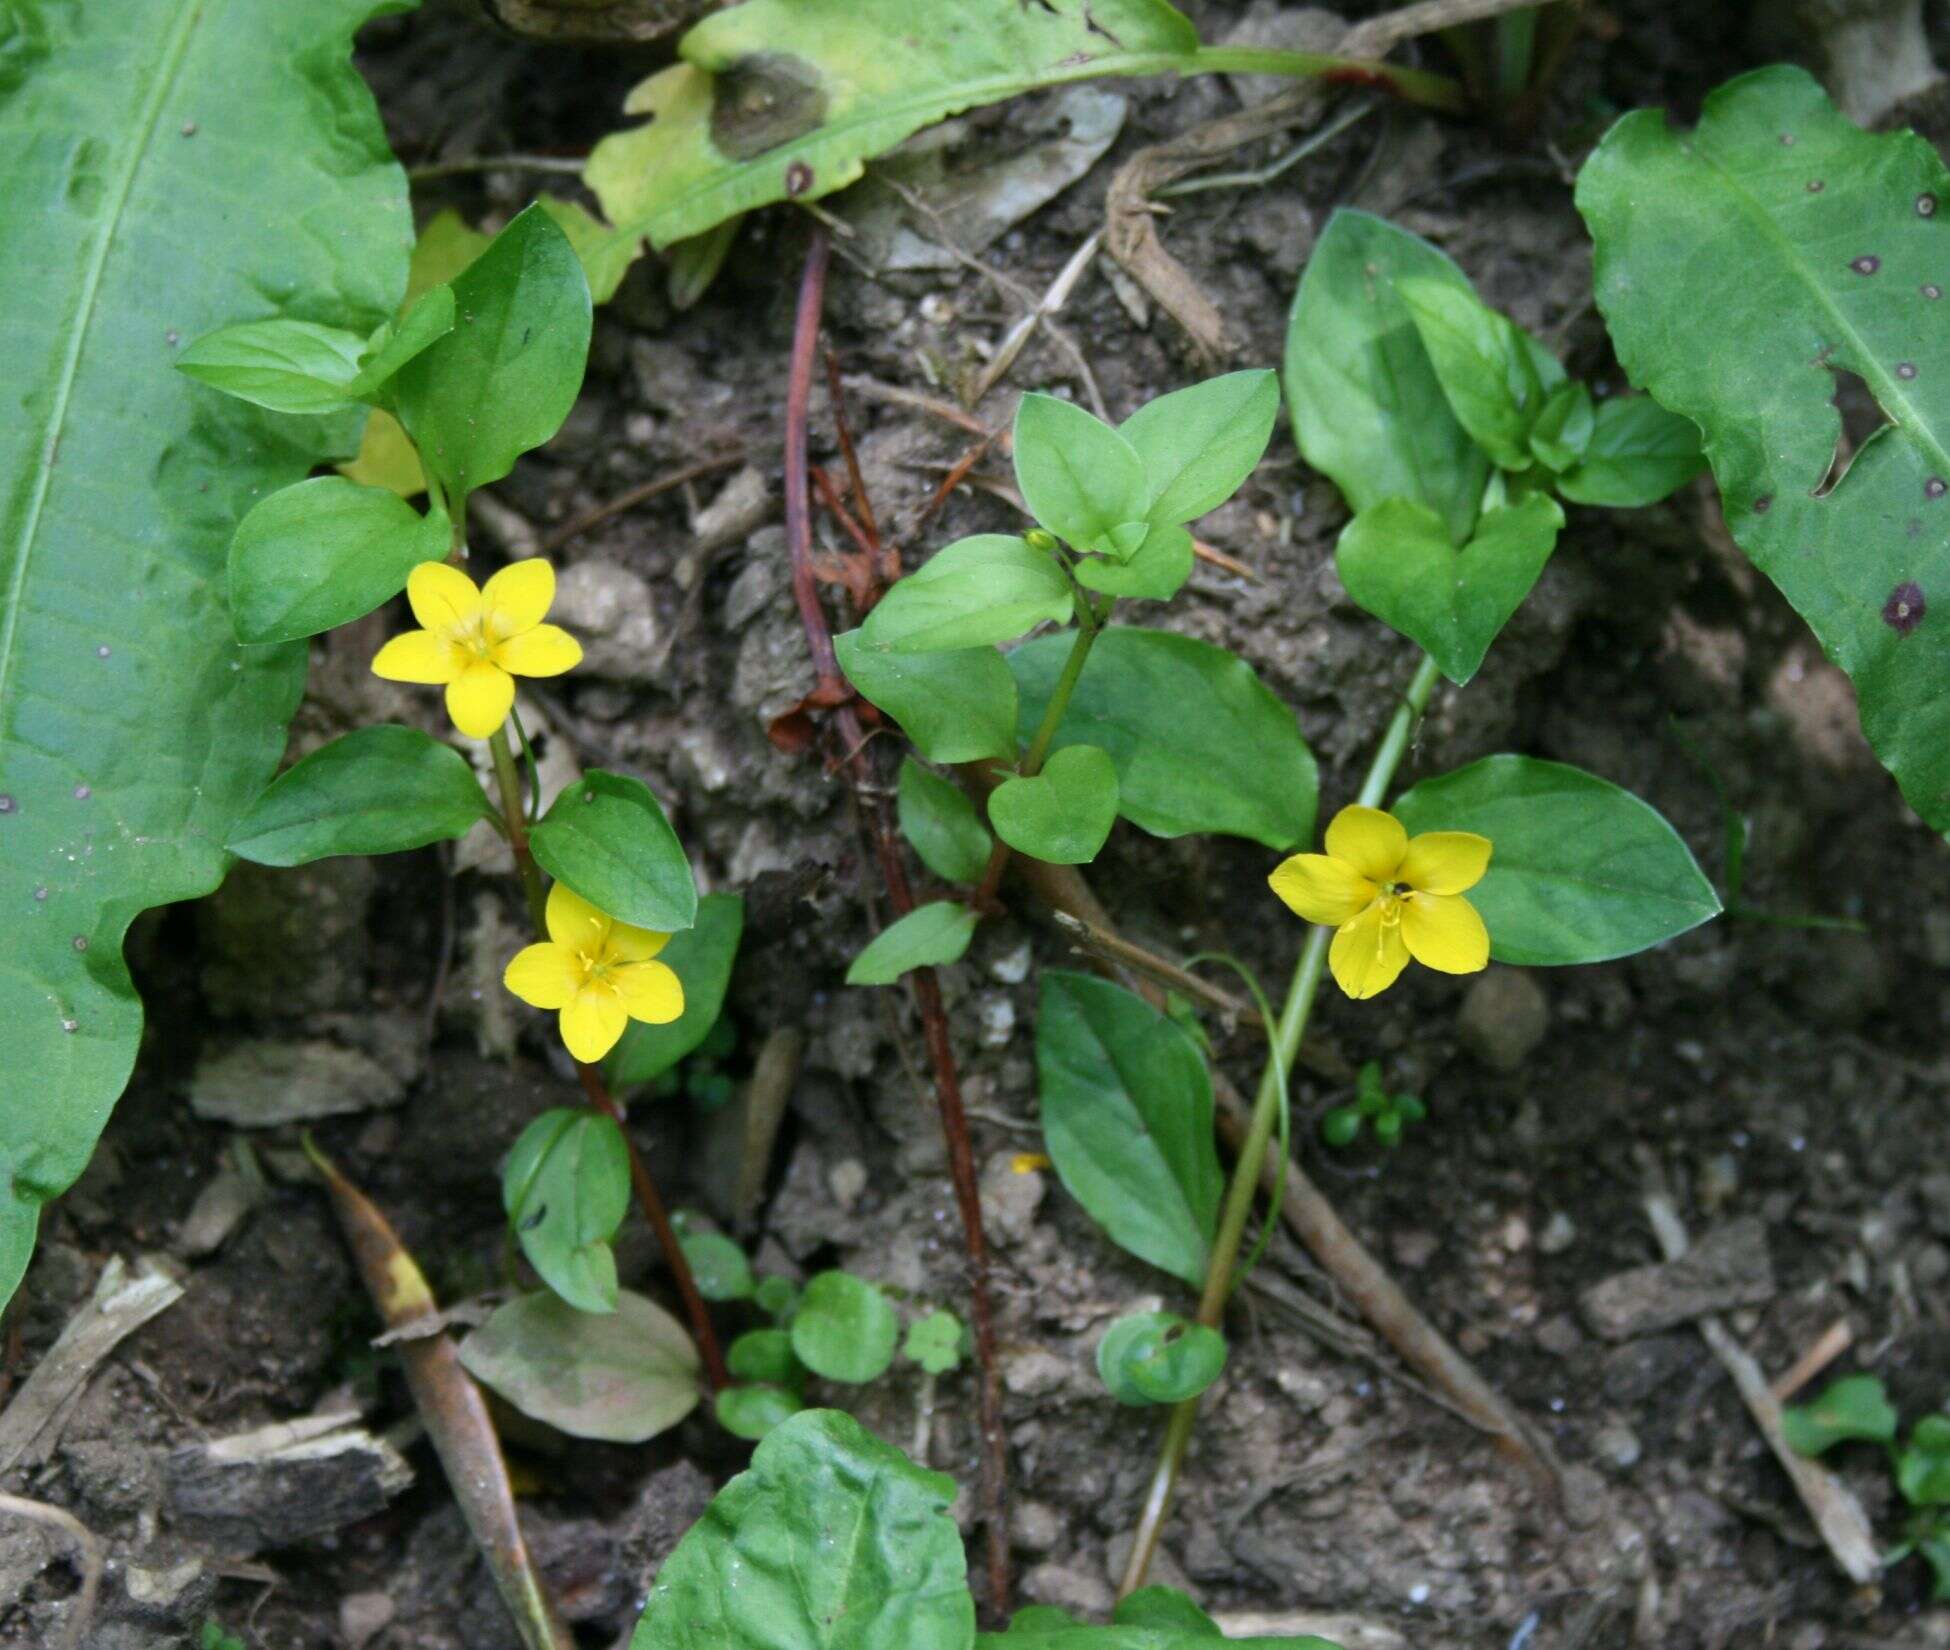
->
460, 1289, 700, 1443
502, 1108, 632, 1314
988, 744, 1118, 865
632, 1409, 973, 1650
530, 769, 697, 933
674, 1215, 755, 1302
903, 1310, 965, 1376
1120, 370, 1279, 525
899, 759, 992, 885
0, 0, 409, 1312
835, 630, 1019, 763
1900, 1416, 1950, 1507
1014, 393, 1149, 553
605, 893, 743, 1092
1072, 524, 1194, 601
1396, 275, 1555, 471
1009, 629, 1317, 849
1555, 395, 1705, 507
1392, 756, 1721, 965
175, 318, 368, 414
228, 477, 450, 643
1285, 210, 1489, 545
859, 536, 1073, 653
1335, 493, 1564, 685
226, 726, 493, 865
846, 902, 979, 985
1096, 1311, 1227, 1406
791, 1272, 899, 1383
1781, 1375, 1898, 1456
1036, 973, 1221, 1287
715, 1383, 803, 1441
1577, 65, 1950, 829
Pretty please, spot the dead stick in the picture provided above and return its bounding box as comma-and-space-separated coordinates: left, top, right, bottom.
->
538, 453, 742, 554
784, 229, 1012, 1617
1643, 1188, 1879, 1583
576, 1062, 730, 1392
1050, 910, 1265, 1030
1772, 1319, 1855, 1405
0, 1493, 102, 1650
307, 1140, 572, 1650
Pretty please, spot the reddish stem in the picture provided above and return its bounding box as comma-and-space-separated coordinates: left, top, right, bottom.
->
577, 1061, 730, 1393
785, 228, 1012, 1618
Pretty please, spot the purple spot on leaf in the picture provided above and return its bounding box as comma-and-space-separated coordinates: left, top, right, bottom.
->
785, 161, 814, 197
71, 935, 87, 952
1927, 477, 1947, 499
1899, 362, 1919, 380
73, 785, 90, 800
1921, 193, 1938, 218
0, 795, 13, 814
1884, 580, 1926, 635
1807, 179, 1825, 193
1851, 255, 1882, 276
1779, 132, 1796, 146
1926, 284, 1944, 300
95, 645, 110, 659
1752, 494, 1773, 514
33, 887, 47, 902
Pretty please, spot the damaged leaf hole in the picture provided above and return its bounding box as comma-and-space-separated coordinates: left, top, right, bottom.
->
1813, 366, 1894, 498
1850, 254, 1881, 276
1920, 193, 1938, 218
708, 52, 827, 161
1884, 580, 1926, 635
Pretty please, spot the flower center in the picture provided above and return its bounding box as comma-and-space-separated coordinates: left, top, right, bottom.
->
1377, 884, 1411, 927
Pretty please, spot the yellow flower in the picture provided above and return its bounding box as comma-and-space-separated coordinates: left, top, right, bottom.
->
504, 883, 685, 1063
1269, 804, 1492, 1000
371, 559, 582, 739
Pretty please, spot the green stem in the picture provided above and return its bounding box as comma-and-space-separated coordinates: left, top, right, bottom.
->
488, 726, 548, 934
1117, 650, 1442, 1599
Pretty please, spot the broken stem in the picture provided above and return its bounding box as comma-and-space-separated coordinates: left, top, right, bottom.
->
784, 226, 1012, 1618
486, 723, 725, 1390
1119, 652, 1442, 1597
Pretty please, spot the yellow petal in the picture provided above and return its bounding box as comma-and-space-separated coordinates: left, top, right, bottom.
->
482, 559, 555, 638
371, 628, 460, 684
444, 660, 515, 738
1323, 805, 1408, 883
612, 960, 684, 1025
545, 881, 611, 951
1400, 831, 1492, 896
604, 922, 669, 964
560, 986, 628, 1062
1328, 905, 1411, 1000
1400, 892, 1490, 975
503, 942, 582, 1009
494, 623, 582, 679
1268, 854, 1377, 926
407, 560, 483, 634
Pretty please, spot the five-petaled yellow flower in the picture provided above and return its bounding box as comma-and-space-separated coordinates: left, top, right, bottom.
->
372, 560, 582, 739
1270, 805, 1492, 1000
504, 884, 685, 1063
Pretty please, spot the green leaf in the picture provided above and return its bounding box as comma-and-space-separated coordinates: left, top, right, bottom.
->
348, 284, 457, 399
1036, 973, 1221, 1287
605, 894, 743, 1091
1113, 1588, 1223, 1636
1014, 393, 1150, 552
1555, 395, 1706, 507
1096, 1311, 1228, 1406
1120, 370, 1280, 525
228, 477, 450, 643
675, 1216, 756, 1302
903, 1310, 965, 1376
530, 769, 698, 933
1284, 209, 1490, 546
0, 0, 409, 1314
1529, 379, 1595, 474
791, 1272, 900, 1384
728, 1328, 803, 1387
1392, 755, 1722, 965
835, 630, 1019, 763
1072, 524, 1194, 601
1781, 1374, 1899, 1456
1919, 1536, 1950, 1601
632, 1409, 973, 1650
1321, 1108, 1362, 1148
859, 536, 1073, 653
1577, 64, 1950, 830
225, 725, 493, 865
989, 744, 1119, 864
715, 1383, 803, 1441
391, 202, 592, 505
587, 0, 1201, 251
986, 1582, 1339, 1649
459, 1289, 699, 1443
1335, 493, 1564, 685
846, 902, 980, 986
502, 1109, 631, 1314
1901, 1417, 1950, 1507
899, 759, 992, 884
1396, 275, 1555, 471
1008, 629, 1317, 849
536, 196, 644, 305
175, 318, 367, 414
755, 1274, 801, 1322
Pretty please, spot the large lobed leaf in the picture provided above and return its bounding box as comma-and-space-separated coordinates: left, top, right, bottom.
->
0, 0, 409, 1310
1578, 66, 1950, 831
586, 0, 1200, 251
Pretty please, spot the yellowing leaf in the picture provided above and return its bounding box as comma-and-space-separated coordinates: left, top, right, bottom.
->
338, 407, 427, 497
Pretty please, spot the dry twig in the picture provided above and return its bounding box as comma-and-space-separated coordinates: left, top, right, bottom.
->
0, 1493, 102, 1650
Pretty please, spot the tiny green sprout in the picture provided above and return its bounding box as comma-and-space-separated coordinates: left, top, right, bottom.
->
670, 1212, 755, 1303
201, 1622, 248, 1650
1785, 1374, 1950, 1598
753, 1274, 800, 1324
1323, 1061, 1428, 1149
903, 1309, 966, 1376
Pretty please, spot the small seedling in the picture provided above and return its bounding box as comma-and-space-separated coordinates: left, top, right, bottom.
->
1322, 1061, 1428, 1150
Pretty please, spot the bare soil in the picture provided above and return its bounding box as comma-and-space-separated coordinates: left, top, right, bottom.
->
7, 5, 1950, 1648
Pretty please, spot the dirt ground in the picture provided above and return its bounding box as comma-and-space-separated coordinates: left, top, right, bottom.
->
7, 4, 1950, 1647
